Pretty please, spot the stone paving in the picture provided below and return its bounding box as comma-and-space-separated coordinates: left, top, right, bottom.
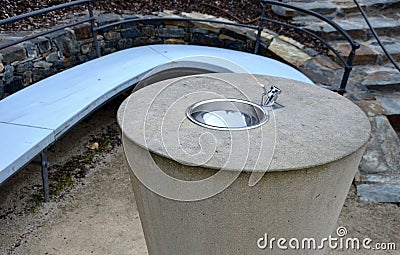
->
275, 0, 400, 202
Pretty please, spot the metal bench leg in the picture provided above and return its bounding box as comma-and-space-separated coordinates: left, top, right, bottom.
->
41, 151, 50, 203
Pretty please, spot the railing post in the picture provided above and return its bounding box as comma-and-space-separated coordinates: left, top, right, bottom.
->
41, 151, 50, 203
88, 0, 101, 57
254, 1, 267, 54
339, 46, 357, 94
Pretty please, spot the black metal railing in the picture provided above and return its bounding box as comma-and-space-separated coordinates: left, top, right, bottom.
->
254, 0, 360, 93
0, 0, 97, 51
0, 0, 359, 93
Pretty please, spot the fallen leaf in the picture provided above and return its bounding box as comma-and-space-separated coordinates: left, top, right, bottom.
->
86, 142, 99, 151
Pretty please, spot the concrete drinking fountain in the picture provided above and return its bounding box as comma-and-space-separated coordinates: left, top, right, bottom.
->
118, 73, 370, 255
186, 85, 280, 130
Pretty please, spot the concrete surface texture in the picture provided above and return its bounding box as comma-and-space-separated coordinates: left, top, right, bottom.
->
0, 97, 398, 254
120, 73, 371, 172
119, 73, 371, 254
1, 0, 399, 202
275, 0, 400, 202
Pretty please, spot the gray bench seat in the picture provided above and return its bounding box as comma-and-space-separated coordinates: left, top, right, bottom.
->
0, 44, 312, 201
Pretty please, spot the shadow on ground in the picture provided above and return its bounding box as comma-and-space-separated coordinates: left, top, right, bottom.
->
0, 96, 398, 255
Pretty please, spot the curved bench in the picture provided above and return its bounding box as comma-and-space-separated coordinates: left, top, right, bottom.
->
0, 44, 313, 201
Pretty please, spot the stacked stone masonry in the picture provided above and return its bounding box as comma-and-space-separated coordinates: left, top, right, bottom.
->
1, 3, 399, 202
0, 11, 336, 99
276, 0, 400, 202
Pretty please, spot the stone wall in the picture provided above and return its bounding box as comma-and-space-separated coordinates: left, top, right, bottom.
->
0, 24, 97, 98
0, 12, 324, 99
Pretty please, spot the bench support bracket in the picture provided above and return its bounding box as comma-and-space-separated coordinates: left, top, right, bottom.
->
41, 151, 50, 203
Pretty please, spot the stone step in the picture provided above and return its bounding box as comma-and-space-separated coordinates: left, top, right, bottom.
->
371, 37, 400, 64
330, 37, 400, 65
355, 112, 400, 203
356, 181, 400, 202
352, 65, 400, 89
272, 0, 338, 17
339, 0, 400, 15
272, 0, 400, 17
372, 89, 400, 115
293, 15, 400, 41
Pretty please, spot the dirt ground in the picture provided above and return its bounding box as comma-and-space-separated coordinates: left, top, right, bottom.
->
0, 97, 399, 255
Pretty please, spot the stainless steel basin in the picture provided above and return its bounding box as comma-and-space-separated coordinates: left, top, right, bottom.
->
186, 99, 269, 130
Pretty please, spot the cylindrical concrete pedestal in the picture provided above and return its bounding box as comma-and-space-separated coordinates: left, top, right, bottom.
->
118, 73, 370, 255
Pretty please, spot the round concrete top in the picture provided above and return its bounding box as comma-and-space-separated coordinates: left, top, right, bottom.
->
118, 73, 370, 172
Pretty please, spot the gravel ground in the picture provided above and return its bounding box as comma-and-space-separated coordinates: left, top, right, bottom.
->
0, 95, 399, 255
0, 1, 398, 254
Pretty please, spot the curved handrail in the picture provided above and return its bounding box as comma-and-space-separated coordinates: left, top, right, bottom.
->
0, 0, 92, 26
252, 0, 360, 93
353, 0, 400, 72
0, 0, 360, 93
102, 16, 349, 68
96, 17, 258, 31
0, 18, 93, 50
256, 0, 360, 49
0, 0, 95, 51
